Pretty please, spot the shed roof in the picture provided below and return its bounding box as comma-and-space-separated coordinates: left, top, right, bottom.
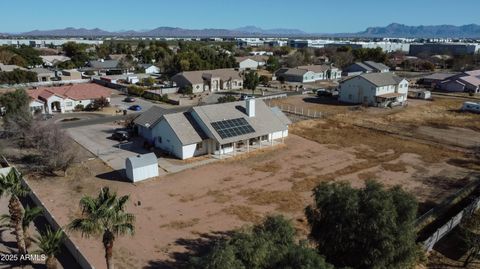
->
126, 153, 157, 169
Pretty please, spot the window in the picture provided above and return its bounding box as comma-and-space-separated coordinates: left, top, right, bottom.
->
348, 94, 352, 100
196, 85, 200, 89
196, 142, 203, 150
66, 102, 73, 106
157, 137, 162, 143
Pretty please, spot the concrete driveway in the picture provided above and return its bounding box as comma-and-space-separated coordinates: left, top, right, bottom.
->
67, 123, 161, 173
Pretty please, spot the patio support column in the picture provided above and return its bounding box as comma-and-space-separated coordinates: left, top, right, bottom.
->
219, 144, 222, 159
247, 139, 250, 152
259, 137, 262, 148
233, 142, 236, 156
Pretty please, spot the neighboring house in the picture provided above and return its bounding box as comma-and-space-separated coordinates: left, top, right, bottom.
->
60, 69, 82, 80
134, 98, 291, 160
342, 61, 391, 77
125, 153, 159, 182
235, 56, 268, 70
172, 68, 243, 93
0, 63, 27, 72
339, 72, 409, 107
27, 83, 112, 114
421, 70, 480, 93
85, 60, 127, 75
139, 64, 160, 74
40, 55, 71, 67
418, 72, 460, 88
31, 67, 55, 82
274, 64, 341, 83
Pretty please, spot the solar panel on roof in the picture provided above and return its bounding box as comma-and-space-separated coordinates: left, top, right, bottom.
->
211, 118, 255, 139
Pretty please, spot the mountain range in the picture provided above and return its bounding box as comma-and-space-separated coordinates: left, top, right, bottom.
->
3, 24, 480, 38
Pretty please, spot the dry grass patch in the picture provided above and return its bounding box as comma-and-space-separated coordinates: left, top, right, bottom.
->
357, 171, 378, 181
238, 188, 304, 213
207, 190, 232, 203
291, 170, 308, 179
160, 218, 200, 229
381, 161, 409, 173
223, 205, 261, 223
291, 119, 464, 164
252, 161, 281, 174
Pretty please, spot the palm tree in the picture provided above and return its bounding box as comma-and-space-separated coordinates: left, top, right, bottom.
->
23, 205, 43, 249
35, 227, 64, 269
0, 169, 29, 255
0, 205, 43, 249
69, 187, 135, 269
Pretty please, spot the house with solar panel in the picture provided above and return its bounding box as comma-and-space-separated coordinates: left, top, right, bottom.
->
134, 98, 291, 159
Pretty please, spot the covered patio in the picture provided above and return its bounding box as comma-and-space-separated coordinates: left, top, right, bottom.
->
212, 134, 285, 159
376, 92, 405, 107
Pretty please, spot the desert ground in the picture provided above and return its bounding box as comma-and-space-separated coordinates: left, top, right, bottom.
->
6, 94, 480, 269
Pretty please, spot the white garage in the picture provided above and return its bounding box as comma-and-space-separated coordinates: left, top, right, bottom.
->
125, 153, 159, 182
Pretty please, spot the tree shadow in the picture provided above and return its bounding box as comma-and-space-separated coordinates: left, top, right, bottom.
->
143, 230, 234, 269
432, 227, 468, 261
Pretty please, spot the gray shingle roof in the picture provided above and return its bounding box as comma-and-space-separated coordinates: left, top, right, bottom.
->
89, 60, 119, 69
422, 72, 460, 81
173, 69, 242, 85
364, 61, 390, 71
134, 106, 166, 128
359, 72, 405, 87
275, 68, 308, 77
297, 65, 334, 73
163, 112, 207, 145
191, 99, 290, 144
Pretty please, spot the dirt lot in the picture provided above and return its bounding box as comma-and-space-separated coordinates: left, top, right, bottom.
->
4, 94, 480, 268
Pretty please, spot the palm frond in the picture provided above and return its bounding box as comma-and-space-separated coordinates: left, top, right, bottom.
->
34, 227, 64, 256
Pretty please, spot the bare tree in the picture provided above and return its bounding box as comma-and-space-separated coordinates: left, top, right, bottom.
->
37, 123, 76, 176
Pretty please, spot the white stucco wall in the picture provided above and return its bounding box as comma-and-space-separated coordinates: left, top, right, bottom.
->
126, 164, 159, 182
239, 59, 260, 70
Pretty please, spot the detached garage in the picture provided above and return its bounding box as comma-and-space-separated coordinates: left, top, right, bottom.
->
125, 153, 159, 182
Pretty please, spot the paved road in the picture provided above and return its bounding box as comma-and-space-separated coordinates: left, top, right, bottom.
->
59, 105, 190, 129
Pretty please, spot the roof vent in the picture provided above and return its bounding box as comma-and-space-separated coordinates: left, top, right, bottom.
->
246, 97, 255, 118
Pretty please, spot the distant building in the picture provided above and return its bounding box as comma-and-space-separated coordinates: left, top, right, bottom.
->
420, 70, 480, 93
40, 55, 71, 67
339, 72, 409, 107
139, 64, 160, 74
83, 60, 127, 75
342, 61, 391, 77
274, 65, 341, 83
172, 69, 243, 93
60, 69, 82, 80
0, 63, 26, 72
235, 56, 268, 70
30, 67, 55, 82
409, 43, 480, 56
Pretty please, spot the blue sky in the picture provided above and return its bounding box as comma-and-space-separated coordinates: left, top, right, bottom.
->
1, 0, 479, 33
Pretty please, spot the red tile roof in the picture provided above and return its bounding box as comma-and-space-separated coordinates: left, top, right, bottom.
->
28, 83, 112, 101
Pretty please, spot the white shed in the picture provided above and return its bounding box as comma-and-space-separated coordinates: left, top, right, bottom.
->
125, 153, 159, 182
